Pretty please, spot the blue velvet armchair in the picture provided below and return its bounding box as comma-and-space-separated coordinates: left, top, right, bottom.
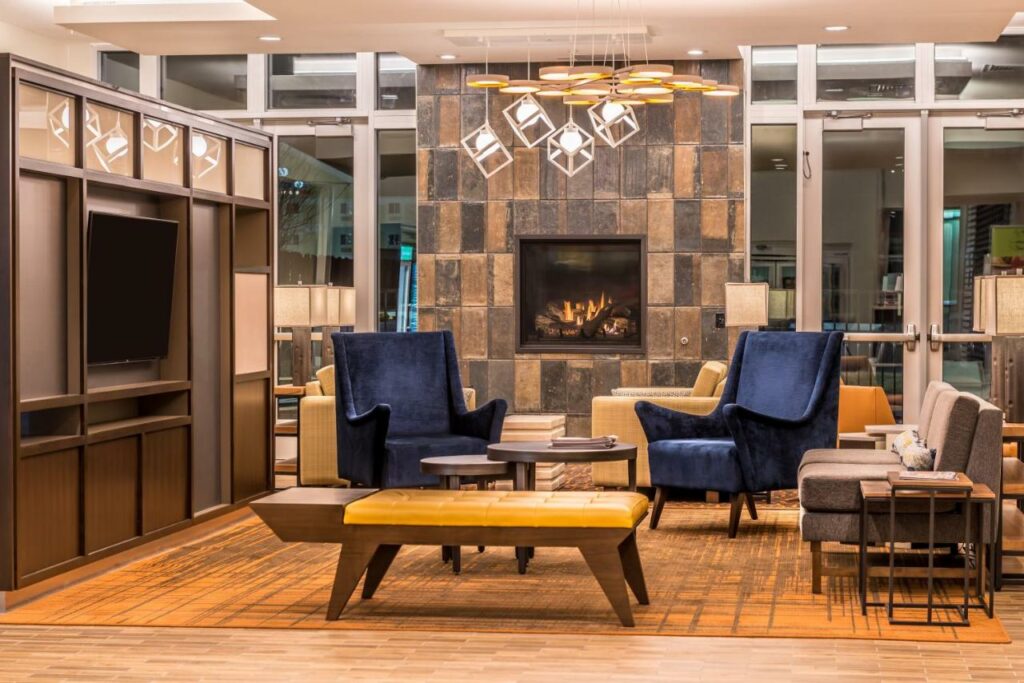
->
635, 331, 843, 537
332, 331, 507, 488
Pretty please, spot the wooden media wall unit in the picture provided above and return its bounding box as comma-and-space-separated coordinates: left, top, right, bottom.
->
0, 54, 276, 590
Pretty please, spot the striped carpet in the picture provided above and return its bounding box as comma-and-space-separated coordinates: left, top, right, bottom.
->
0, 503, 1007, 643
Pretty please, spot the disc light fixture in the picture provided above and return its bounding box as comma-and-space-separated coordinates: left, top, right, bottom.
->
539, 65, 572, 81
466, 73, 510, 88
500, 80, 542, 94
704, 84, 741, 97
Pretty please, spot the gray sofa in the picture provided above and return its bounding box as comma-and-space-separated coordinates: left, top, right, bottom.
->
798, 384, 1003, 594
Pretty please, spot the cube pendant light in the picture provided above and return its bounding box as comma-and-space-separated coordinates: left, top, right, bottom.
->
461, 121, 512, 178
502, 94, 555, 148
587, 99, 639, 148
547, 120, 595, 178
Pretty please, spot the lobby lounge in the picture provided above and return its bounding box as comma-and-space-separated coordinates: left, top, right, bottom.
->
5, 1, 1024, 680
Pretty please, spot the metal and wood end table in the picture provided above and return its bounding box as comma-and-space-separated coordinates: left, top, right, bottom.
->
858, 473, 996, 627
486, 440, 638, 573
420, 454, 514, 574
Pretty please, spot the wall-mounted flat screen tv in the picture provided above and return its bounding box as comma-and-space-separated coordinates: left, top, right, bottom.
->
87, 211, 179, 365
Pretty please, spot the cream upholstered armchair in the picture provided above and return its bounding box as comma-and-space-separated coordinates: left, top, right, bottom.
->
298, 365, 476, 486
591, 361, 727, 488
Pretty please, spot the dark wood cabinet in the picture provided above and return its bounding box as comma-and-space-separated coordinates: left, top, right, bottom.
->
0, 54, 275, 590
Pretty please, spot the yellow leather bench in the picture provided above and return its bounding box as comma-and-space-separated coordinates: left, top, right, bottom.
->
305, 489, 650, 626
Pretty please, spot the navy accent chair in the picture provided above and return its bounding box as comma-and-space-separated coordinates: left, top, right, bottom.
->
635, 331, 843, 537
332, 331, 507, 488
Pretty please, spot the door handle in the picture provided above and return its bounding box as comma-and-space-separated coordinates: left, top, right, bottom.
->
927, 323, 991, 351
844, 323, 919, 351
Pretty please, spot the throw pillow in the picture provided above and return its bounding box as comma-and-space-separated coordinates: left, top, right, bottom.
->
890, 428, 935, 471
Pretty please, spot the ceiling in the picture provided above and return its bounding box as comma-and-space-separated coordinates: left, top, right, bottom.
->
0, 0, 1007, 64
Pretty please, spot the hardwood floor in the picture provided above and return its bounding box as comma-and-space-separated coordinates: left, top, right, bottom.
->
0, 584, 1023, 681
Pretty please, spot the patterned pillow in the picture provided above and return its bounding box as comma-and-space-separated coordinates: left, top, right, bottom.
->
890, 429, 935, 471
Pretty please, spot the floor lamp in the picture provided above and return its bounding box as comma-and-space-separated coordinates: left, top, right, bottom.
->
274, 285, 328, 387
322, 286, 356, 368
725, 282, 769, 358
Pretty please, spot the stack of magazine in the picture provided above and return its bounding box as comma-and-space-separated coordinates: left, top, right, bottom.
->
897, 471, 958, 481
550, 436, 618, 449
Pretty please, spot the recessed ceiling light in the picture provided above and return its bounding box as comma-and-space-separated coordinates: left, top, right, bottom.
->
687, 49, 705, 56
259, 35, 281, 42
771, 157, 784, 162
824, 25, 849, 32
440, 54, 458, 61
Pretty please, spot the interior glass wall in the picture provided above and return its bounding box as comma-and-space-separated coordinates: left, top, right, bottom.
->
940, 129, 1024, 397
816, 45, 916, 102
822, 128, 906, 416
750, 125, 797, 329
751, 47, 797, 103
377, 53, 416, 110
377, 130, 417, 331
268, 54, 357, 109
99, 51, 140, 92
936, 36, 1024, 101
161, 55, 247, 110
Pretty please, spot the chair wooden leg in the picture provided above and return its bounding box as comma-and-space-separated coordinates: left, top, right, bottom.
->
811, 541, 823, 595
361, 544, 401, 599
326, 541, 379, 620
579, 542, 635, 627
650, 486, 667, 529
744, 492, 758, 521
728, 494, 744, 538
618, 532, 650, 605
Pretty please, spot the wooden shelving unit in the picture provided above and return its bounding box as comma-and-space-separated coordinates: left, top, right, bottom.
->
0, 54, 276, 590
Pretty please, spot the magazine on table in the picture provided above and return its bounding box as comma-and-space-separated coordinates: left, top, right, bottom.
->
550, 435, 618, 449
897, 470, 958, 481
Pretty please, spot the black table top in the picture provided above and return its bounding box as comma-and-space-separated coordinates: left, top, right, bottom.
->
420, 454, 514, 476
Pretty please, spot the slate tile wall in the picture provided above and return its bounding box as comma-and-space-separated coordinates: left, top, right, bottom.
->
417, 60, 745, 436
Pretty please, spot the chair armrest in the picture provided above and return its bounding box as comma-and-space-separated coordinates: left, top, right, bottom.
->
453, 398, 508, 442
865, 423, 914, 435
335, 402, 391, 487
298, 395, 347, 486
304, 381, 324, 397
634, 400, 728, 443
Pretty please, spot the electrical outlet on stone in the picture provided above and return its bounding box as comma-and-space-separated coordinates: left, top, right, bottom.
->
715, 313, 726, 329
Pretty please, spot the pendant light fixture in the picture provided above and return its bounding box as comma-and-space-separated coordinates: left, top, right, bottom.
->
587, 98, 639, 148
548, 111, 594, 178
502, 47, 555, 148
463, 40, 513, 178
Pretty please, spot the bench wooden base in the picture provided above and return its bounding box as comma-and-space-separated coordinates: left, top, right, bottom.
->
328, 525, 649, 626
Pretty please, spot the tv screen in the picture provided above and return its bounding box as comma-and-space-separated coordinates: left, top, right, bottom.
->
87, 212, 179, 365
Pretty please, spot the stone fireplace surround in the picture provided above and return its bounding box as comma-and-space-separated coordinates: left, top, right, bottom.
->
416, 59, 745, 436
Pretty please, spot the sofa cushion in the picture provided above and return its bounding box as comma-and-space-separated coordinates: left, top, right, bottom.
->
692, 361, 727, 397
798, 461, 904, 512
648, 438, 745, 493
383, 434, 489, 488
316, 364, 335, 396
800, 448, 901, 469
918, 381, 955, 436
925, 391, 979, 473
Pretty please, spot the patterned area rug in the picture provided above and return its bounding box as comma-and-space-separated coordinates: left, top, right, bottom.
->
0, 504, 1007, 642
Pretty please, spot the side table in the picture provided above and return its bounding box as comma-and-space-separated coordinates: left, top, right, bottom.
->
420, 455, 514, 574
859, 474, 996, 626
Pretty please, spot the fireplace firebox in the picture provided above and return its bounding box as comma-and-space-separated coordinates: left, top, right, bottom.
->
516, 236, 645, 353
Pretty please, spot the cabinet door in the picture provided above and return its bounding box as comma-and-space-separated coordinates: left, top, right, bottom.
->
142, 427, 190, 533
17, 448, 81, 581
84, 437, 139, 553
233, 378, 270, 501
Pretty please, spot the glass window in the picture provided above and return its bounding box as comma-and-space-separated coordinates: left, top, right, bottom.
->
750, 125, 797, 330
268, 54, 357, 109
84, 103, 135, 177
277, 135, 354, 286
142, 117, 184, 186
936, 36, 1024, 101
17, 84, 76, 166
99, 51, 140, 92
816, 44, 915, 102
377, 130, 416, 332
377, 53, 416, 110
161, 55, 247, 110
822, 128, 906, 417
751, 46, 797, 103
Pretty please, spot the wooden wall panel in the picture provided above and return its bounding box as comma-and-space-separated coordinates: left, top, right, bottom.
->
17, 449, 80, 579
84, 437, 139, 553
142, 427, 189, 533
232, 378, 269, 502
17, 173, 68, 399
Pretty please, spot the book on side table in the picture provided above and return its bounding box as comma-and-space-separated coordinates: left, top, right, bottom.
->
888, 471, 973, 491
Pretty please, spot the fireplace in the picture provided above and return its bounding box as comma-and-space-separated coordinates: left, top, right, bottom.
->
516, 236, 646, 353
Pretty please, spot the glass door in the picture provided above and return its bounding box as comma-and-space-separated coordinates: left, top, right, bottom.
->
926, 114, 1024, 399
803, 114, 924, 420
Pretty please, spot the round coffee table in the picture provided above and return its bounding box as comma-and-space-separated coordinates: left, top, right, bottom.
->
486, 441, 639, 491
486, 441, 638, 574
420, 454, 514, 574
